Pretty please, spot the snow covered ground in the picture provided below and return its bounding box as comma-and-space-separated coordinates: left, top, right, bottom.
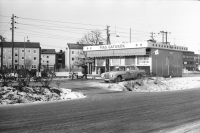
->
86, 76, 200, 92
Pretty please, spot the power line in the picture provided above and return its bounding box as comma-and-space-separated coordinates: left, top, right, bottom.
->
0, 15, 11, 18
0, 20, 11, 34
17, 16, 106, 27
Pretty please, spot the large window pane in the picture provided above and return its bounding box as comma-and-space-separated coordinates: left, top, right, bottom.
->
96, 59, 105, 66
125, 58, 135, 65
111, 59, 120, 66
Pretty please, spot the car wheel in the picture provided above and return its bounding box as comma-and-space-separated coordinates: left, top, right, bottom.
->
137, 74, 142, 79
116, 76, 122, 82
104, 81, 109, 83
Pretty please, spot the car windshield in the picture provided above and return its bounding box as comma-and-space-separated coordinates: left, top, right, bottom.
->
111, 67, 125, 71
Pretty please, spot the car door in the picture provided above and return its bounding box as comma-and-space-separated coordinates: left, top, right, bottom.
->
124, 67, 131, 79
130, 66, 138, 78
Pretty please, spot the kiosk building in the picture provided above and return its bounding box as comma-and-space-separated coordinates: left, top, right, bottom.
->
83, 41, 188, 77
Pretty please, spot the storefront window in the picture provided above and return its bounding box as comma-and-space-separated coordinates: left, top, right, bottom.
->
137, 57, 150, 65
96, 58, 105, 66
125, 58, 135, 65
111, 59, 120, 66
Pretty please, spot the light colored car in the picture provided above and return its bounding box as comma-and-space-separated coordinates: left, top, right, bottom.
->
102, 66, 146, 82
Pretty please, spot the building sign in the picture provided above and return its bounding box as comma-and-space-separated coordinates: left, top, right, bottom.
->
83, 42, 148, 51
137, 57, 150, 65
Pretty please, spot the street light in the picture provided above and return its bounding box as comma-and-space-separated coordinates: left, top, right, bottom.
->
24, 36, 28, 68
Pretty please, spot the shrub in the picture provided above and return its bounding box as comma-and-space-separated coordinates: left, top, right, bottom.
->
0, 67, 14, 87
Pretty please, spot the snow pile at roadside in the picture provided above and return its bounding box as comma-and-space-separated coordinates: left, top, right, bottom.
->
0, 87, 86, 105
60, 88, 86, 100
91, 77, 200, 92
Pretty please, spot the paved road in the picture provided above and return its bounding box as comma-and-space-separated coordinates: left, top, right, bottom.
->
1, 79, 200, 133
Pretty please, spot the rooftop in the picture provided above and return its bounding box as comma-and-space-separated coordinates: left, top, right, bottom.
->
41, 49, 56, 54
0, 42, 40, 48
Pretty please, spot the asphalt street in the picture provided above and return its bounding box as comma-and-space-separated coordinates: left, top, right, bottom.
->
1, 79, 200, 133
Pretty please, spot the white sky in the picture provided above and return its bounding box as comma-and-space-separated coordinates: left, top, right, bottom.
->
0, 0, 200, 53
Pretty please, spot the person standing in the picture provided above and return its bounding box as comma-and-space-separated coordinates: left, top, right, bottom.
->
81, 63, 88, 79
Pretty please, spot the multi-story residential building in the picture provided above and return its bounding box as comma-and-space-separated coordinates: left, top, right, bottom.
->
194, 54, 200, 70
0, 42, 41, 70
65, 43, 90, 70
55, 50, 65, 71
183, 51, 196, 71
41, 49, 56, 70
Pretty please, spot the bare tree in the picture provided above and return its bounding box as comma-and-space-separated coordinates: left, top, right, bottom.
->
79, 30, 106, 45
73, 51, 93, 67
24, 58, 33, 70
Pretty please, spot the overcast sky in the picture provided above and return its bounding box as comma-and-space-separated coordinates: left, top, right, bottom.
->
0, 0, 200, 53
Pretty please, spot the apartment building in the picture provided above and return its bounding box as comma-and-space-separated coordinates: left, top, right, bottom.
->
0, 42, 41, 70
41, 49, 56, 70
65, 43, 90, 70
55, 50, 65, 71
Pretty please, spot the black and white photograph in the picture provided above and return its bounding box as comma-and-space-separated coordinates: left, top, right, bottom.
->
1, 0, 200, 132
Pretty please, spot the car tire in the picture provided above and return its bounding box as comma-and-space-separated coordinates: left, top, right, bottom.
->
104, 81, 109, 83
116, 76, 122, 82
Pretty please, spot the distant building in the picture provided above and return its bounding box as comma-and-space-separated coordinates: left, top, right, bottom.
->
55, 50, 65, 71
0, 42, 41, 70
65, 43, 90, 70
41, 49, 56, 70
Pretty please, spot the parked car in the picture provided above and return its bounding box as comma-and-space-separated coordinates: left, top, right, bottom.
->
102, 66, 146, 82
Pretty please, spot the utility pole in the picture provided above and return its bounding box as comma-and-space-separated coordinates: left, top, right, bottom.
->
160, 31, 170, 44
11, 14, 14, 72
0, 35, 5, 70
160, 31, 165, 43
150, 32, 155, 40
106, 25, 110, 44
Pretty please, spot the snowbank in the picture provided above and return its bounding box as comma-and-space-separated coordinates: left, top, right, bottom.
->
0, 86, 85, 105
96, 77, 200, 92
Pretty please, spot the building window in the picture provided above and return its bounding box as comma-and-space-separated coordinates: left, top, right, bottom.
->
15, 53, 18, 56
72, 57, 74, 61
72, 51, 74, 54
27, 56, 31, 60
22, 57, 24, 60
43, 60, 45, 62
34, 57, 37, 60
3, 56, 6, 59
140, 44, 142, 46
47, 56, 49, 58
9, 49, 12, 53
136, 44, 138, 46
22, 49, 24, 53
3, 49, 6, 53
47, 61, 49, 63
32, 65, 37, 69
15, 48, 17, 50
28, 49, 31, 53
34, 50, 37, 53
155, 44, 157, 47
8, 56, 12, 60
152, 44, 154, 46
15, 60, 18, 63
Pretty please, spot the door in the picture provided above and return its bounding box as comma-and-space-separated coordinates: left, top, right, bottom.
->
168, 56, 173, 76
